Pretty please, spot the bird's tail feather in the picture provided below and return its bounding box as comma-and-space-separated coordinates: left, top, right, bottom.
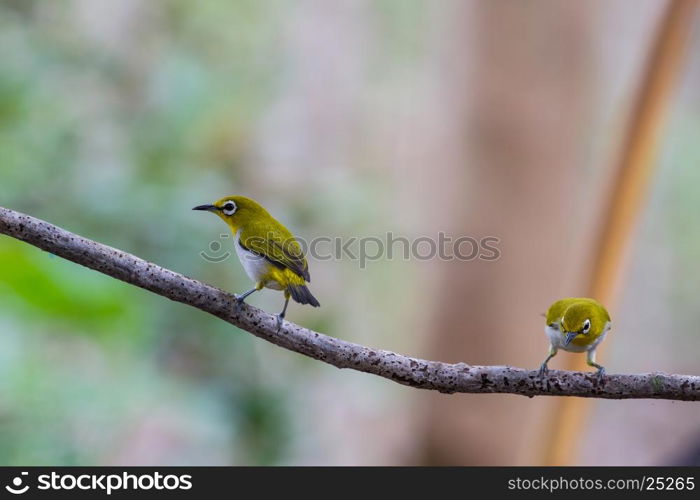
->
288, 284, 320, 307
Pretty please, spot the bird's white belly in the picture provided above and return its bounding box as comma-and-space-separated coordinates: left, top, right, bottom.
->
234, 230, 283, 290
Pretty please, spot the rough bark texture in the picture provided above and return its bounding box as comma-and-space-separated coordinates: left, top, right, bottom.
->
1, 206, 699, 401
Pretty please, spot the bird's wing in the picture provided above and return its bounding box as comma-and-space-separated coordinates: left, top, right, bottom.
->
240, 222, 311, 282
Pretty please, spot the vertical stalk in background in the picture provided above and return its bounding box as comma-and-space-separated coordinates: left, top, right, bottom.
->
542, 0, 698, 466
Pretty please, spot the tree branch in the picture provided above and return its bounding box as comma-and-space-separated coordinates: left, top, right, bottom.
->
1, 206, 698, 401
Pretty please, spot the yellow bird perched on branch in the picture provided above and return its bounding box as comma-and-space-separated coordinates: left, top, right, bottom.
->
538, 297, 611, 380
194, 196, 319, 329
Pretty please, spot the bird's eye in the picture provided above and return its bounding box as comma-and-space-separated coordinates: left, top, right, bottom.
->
583, 319, 591, 334
222, 202, 237, 216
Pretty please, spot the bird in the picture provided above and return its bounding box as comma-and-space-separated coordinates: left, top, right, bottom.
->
193, 196, 319, 329
538, 297, 611, 380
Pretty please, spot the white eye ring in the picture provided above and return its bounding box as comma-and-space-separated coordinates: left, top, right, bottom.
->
583, 319, 591, 334
222, 201, 237, 216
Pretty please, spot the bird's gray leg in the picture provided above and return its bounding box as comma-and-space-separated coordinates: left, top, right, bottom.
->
233, 287, 258, 312
538, 346, 557, 377
276, 294, 290, 331
587, 348, 606, 382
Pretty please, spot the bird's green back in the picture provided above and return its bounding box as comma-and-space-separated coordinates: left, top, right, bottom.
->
545, 297, 610, 333
221, 196, 310, 282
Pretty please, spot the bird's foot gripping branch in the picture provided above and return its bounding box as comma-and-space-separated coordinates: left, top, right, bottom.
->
1, 206, 699, 401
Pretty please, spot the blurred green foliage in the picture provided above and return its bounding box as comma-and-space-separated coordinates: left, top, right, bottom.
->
0, 0, 304, 465
0, 0, 425, 466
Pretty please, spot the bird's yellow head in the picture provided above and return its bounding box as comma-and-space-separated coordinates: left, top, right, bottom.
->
193, 196, 269, 232
557, 299, 610, 347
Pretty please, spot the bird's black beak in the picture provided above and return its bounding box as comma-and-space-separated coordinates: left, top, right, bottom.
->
564, 331, 579, 347
192, 204, 217, 212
